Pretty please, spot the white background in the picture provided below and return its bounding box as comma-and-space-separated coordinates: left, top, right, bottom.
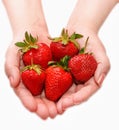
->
0, 0, 119, 130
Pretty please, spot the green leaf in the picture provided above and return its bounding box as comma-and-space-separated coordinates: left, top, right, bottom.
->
23, 39, 29, 45
25, 31, 38, 44
15, 42, 26, 47
75, 33, 83, 39
70, 33, 83, 40
80, 48, 85, 54
61, 28, 65, 36
50, 37, 62, 42
25, 31, 30, 43
30, 34, 36, 43
59, 55, 70, 71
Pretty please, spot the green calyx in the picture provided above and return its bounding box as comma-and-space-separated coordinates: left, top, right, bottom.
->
49, 28, 83, 50
21, 63, 42, 75
48, 55, 70, 71
15, 31, 39, 53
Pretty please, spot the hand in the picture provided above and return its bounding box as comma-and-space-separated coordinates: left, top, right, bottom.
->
57, 28, 110, 114
5, 29, 58, 120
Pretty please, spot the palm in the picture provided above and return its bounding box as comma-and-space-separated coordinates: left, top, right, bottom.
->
14, 81, 57, 119
57, 32, 110, 113
5, 30, 110, 118
5, 32, 58, 119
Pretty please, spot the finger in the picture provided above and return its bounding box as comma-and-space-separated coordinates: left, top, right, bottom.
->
61, 84, 85, 109
42, 98, 57, 119
61, 96, 74, 110
36, 98, 49, 120
89, 37, 111, 87
57, 84, 76, 114
5, 45, 20, 87
57, 78, 99, 112
14, 82, 37, 112
56, 98, 65, 114
94, 53, 110, 86
73, 78, 99, 105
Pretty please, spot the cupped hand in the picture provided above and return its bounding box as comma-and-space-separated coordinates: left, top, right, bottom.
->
5, 29, 58, 120
4, 27, 110, 118
57, 28, 110, 114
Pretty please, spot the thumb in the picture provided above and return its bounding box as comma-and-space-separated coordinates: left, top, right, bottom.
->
5, 45, 21, 87
94, 54, 110, 87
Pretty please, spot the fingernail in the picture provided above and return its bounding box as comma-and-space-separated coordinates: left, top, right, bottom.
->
97, 73, 106, 86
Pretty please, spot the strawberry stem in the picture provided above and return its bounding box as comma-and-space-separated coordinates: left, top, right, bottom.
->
84, 36, 89, 51
80, 36, 89, 54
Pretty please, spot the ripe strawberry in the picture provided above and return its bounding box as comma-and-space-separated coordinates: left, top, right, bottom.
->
45, 56, 73, 102
15, 32, 52, 69
21, 64, 46, 96
49, 28, 83, 61
68, 37, 97, 83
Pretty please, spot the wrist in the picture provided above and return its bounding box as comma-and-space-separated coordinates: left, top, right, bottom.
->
3, 0, 48, 38
66, 24, 100, 48
12, 23, 49, 44
12, 17, 48, 36
66, 24, 98, 38
66, 0, 117, 35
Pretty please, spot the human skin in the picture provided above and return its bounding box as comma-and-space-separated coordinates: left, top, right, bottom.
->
3, 0, 119, 119
56, 0, 119, 113
3, 0, 57, 120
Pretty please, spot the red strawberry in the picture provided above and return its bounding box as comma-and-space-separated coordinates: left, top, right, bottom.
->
15, 32, 52, 69
21, 64, 46, 96
68, 37, 97, 83
45, 56, 73, 101
49, 28, 83, 61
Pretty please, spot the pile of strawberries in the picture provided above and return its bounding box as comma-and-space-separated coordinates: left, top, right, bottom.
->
15, 29, 97, 102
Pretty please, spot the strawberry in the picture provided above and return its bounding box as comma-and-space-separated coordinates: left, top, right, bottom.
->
49, 28, 83, 61
45, 56, 73, 101
68, 37, 97, 83
21, 64, 46, 96
15, 32, 52, 69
